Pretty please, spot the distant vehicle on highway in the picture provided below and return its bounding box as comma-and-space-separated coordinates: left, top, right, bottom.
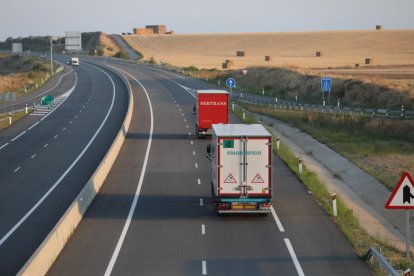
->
206, 124, 273, 215
40, 54, 47, 59
195, 90, 229, 138
71, 57, 79, 66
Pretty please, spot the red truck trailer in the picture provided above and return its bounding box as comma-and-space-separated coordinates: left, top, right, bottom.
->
195, 90, 229, 138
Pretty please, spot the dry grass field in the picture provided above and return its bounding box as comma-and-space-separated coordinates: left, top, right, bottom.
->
123, 30, 414, 69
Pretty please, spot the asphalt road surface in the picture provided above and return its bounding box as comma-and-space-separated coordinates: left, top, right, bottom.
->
0, 61, 128, 274
48, 61, 371, 276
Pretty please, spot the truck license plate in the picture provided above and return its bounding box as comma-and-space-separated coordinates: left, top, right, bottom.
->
232, 203, 257, 210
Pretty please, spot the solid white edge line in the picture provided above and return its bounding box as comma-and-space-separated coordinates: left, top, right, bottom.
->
197, 179, 201, 185
27, 121, 39, 130
201, 224, 205, 235
104, 67, 153, 276
10, 131, 26, 142
284, 238, 305, 276
202, 261, 207, 275
0, 143, 9, 150
271, 206, 285, 232
0, 65, 115, 247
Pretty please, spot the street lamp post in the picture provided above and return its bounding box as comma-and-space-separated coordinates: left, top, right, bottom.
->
50, 37, 53, 74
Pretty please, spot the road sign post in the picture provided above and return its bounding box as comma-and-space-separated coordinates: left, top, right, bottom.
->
321, 78, 332, 105
385, 172, 414, 258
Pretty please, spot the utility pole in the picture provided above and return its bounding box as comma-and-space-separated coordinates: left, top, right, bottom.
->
50, 37, 53, 74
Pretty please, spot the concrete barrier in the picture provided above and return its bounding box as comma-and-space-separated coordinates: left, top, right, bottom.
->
18, 67, 134, 276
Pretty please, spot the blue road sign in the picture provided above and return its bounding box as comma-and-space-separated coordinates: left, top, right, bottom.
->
226, 78, 236, 88
321, 78, 332, 93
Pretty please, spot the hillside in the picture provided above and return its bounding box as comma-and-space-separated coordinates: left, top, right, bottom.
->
123, 30, 414, 109
122, 30, 414, 69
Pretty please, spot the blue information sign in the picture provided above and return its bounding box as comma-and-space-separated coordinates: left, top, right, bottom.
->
226, 78, 236, 88
321, 78, 332, 93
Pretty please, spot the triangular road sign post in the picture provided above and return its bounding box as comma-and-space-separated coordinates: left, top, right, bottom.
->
385, 172, 414, 209
385, 172, 414, 259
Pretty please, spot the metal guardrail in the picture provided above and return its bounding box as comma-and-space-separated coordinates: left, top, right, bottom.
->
364, 247, 400, 276
236, 94, 414, 120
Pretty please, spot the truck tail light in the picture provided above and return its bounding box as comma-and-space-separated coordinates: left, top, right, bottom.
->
261, 203, 271, 209
218, 203, 231, 210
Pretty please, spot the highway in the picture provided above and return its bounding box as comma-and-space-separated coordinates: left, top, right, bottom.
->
48, 61, 371, 275
0, 61, 129, 274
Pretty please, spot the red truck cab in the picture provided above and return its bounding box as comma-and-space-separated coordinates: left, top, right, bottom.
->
195, 90, 229, 138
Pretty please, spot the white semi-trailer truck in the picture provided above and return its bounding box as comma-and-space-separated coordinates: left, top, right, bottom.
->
207, 124, 273, 215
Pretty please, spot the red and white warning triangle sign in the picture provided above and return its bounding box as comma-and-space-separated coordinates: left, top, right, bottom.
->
251, 173, 265, 183
224, 173, 237, 183
385, 172, 414, 209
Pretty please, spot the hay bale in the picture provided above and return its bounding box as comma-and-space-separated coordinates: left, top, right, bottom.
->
236, 51, 246, 57
316, 51, 322, 57
365, 58, 373, 64
376, 25, 383, 30
222, 62, 231, 69
265, 56, 272, 61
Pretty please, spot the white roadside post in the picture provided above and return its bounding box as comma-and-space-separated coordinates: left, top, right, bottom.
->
242, 111, 246, 120
232, 102, 234, 111
9, 113, 12, 125
25, 104, 28, 114
276, 137, 280, 150
262, 88, 264, 95
298, 157, 303, 174
332, 193, 337, 217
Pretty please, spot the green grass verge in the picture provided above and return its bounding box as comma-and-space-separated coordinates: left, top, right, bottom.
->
232, 105, 412, 272
0, 109, 32, 131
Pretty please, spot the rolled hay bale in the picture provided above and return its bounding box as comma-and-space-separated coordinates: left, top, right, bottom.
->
316, 51, 322, 57
365, 58, 373, 64
222, 62, 231, 69
376, 25, 383, 30
265, 56, 272, 61
225, 60, 234, 66
236, 51, 246, 57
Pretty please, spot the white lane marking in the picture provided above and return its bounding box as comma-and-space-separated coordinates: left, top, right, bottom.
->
43, 144, 48, 148
189, 132, 191, 136
201, 224, 206, 235
69, 121, 72, 124
30, 154, 36, 159
202, 261, 207, 275
181, 113, 184, 116
184, 119, 186, 122
11, 131, 27, 142
0, 64, 116, 248
62, 127, 66, 131
79, 110, 82, 113
190, 141, 193, 145
200, 198, 204, 206
104, 67, 153, 276
197, 179, 201, 185
0, 143, 9, 150
75, 115, 78, 118
27, 121, 39, 130
284, 238, 305, 276
271, 206, 285, 232
14, 167, 21, 173
54, 135, 58, 139
193, 151, 196, 155
186, 125, 189, 129
195, 163, 198, 169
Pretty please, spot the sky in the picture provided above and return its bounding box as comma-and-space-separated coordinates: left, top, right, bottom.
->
1, 0, 413, 41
